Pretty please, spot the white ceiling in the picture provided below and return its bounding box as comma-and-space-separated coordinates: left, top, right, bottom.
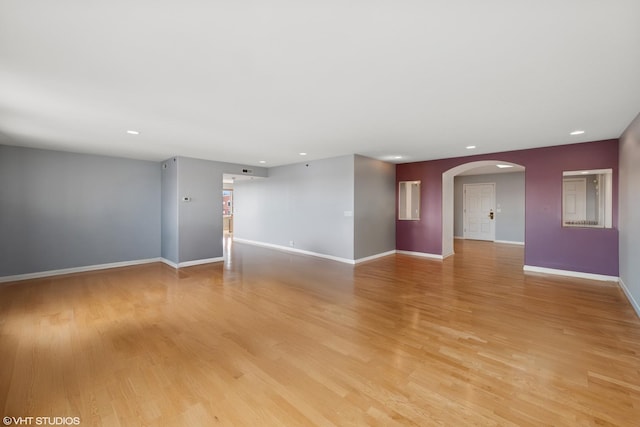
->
1, 1, 639, 167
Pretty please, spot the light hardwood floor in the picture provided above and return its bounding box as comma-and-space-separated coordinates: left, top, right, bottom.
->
1, 240, 639, 426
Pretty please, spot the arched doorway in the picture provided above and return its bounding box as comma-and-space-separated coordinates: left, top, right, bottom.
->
442, 160, 525, 257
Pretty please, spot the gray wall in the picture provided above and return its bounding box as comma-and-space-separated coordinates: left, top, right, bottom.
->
354, 155, 395, 259
173, 156, 267, 264
161, 157, 178, 263
234, 155, 355, 260
177, 157, 223, 262
454, 172, 525, 243
619, 113, 640, 314
0, 145, 161, 276
584, 174, 598, 222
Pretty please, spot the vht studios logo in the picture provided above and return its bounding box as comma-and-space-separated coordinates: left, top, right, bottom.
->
3, 417, 80, 426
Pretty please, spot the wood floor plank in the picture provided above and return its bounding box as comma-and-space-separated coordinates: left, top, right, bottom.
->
1, 239, 640, 426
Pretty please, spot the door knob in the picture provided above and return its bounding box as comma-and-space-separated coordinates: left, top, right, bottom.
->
489, 210, 494, 220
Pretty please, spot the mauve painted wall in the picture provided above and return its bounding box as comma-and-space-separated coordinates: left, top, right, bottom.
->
397, 139, 619, 276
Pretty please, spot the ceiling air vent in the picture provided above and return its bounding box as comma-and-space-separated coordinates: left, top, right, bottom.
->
241, 168, 253, 175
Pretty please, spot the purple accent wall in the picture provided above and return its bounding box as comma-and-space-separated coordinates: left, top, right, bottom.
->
396, 139, 619, 276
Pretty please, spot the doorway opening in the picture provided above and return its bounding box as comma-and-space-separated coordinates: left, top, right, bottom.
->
442, 160, 525, 258
222, 175, 236, 260
223, 189, 233, 235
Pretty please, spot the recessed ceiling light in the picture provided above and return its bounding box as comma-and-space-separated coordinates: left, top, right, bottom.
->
496, 164, 514, 169
299, 152, 307, 156
570, 130, 585, 135
126, 130, 140, 135
259, 160, 266, 164
393, 156, 403, 159
466, 145, 476, 150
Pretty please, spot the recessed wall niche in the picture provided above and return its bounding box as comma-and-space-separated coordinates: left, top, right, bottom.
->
399, 181, 420, 220
562, 169, 612, 228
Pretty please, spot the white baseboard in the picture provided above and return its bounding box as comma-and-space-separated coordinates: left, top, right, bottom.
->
234, 238, 397, 265
456, 237, 525, 246
495, 240, 525, 245
178, 257, 224, 268
396, 250, 444, 260
618, 278, 640, 319
233, 237, 356, 264
0, 258, 163, 284
354, 250, 396, 264
160, 258, 178, 268
1, 256, 231, 283
523, 265, 619, 282
160, 257, 223, 268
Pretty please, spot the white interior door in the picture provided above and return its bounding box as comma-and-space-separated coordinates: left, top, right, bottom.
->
463, 183, 495, 241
